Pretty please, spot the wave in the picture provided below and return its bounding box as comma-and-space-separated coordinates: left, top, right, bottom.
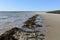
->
0, 16, 8, 19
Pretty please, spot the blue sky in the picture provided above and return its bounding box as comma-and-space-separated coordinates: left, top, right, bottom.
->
0, 0, 60, 11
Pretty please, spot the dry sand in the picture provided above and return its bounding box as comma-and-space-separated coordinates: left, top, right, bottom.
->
39, 12, 60, 40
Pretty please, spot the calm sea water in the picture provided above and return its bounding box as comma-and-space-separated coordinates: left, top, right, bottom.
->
0, 12, 36, 22
0, 12, 37, 34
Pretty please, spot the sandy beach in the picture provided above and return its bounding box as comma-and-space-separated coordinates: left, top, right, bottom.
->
39, 12, 60, 40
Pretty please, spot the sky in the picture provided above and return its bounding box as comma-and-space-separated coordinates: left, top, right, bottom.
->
0, 0, 60, 11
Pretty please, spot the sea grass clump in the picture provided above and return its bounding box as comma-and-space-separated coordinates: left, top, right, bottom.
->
0, 27, 20, 40
22, 14, 42, 29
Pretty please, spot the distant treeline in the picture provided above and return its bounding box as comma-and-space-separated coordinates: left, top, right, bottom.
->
0, 11, 35, 13
47, 10, 60, 14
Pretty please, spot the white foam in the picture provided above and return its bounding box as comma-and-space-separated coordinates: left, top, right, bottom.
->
0, 16, 8, 19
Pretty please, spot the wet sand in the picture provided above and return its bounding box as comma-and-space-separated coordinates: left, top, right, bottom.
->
39, 12, 60, 40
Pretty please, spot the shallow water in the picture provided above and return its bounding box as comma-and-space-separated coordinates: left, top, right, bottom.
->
0, 12, 38, 34
0, 12, 37, 27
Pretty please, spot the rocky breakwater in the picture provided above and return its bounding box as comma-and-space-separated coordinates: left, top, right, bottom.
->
0, 14, 46, 40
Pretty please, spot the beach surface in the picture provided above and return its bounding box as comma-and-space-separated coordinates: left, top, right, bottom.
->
39, 12, 60, 40
0, 12, 60, 40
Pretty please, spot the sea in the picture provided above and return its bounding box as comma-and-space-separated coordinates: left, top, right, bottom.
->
0, 11, 46, 35
0, 12, 40, 34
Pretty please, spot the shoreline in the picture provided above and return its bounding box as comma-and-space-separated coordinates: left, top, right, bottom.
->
0, 12, 60, 40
